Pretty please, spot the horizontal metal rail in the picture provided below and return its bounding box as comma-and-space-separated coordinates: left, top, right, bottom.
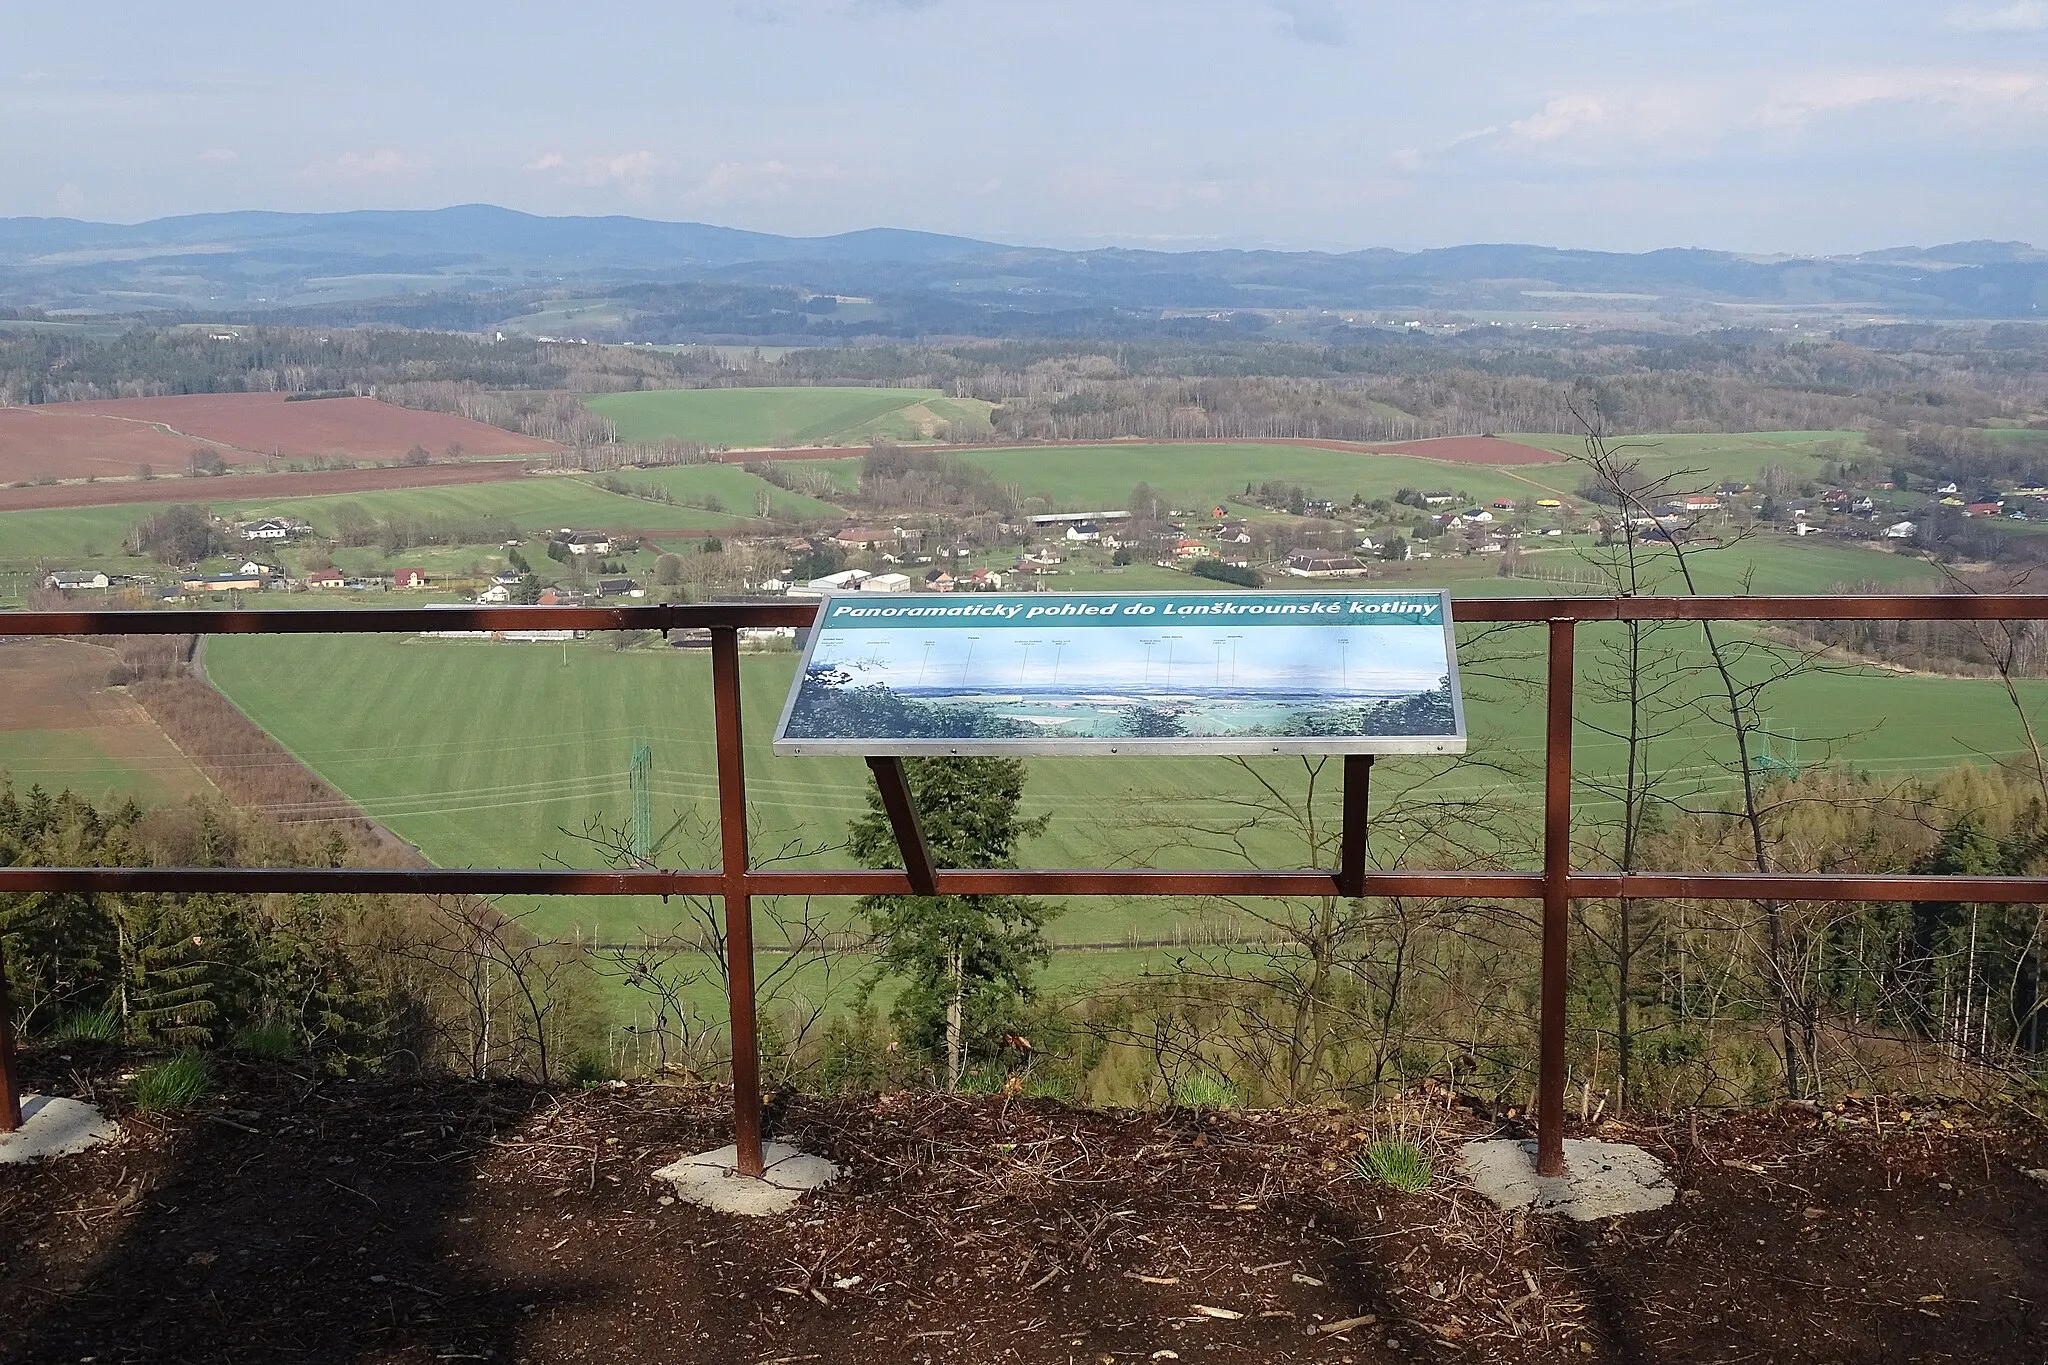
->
3, 866, 2047, 903
8, 592, 2048, 638
5, 592, 2048, 1166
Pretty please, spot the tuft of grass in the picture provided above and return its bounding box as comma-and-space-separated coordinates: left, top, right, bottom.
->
52, 1002, 121, 1043
1170, 1073, 1238, 1111
234, 1019, 298, 1060
1355, 1135, 1432, 1194
131, 1052, 212, 1112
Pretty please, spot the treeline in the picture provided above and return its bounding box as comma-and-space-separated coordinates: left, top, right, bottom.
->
0, 327, 722, 407
859, 444, 1015, 518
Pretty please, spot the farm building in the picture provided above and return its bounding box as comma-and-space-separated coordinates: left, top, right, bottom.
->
1283, 552, 1369, 579
1065, 522, 1103, 543
43, 570, 109, 590
833, 527, 899, 551
562, 532, 612, 556
181, 572, 265, 592
1885, 521, 1918, 538
596, 578, 641, 598
1027, 511, 1131, 527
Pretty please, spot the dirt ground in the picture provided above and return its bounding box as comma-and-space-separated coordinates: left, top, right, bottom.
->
51, 394, 561, 464
1, 1046, 2041, 1365
0, 459, 535, 512
0, 638, 215, 802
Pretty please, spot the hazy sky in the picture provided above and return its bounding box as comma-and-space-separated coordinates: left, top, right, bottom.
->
6, 1, 2046, 253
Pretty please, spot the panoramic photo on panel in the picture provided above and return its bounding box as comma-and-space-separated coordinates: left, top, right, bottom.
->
3, 1, 2048, 1361
777, 591, 1463, 750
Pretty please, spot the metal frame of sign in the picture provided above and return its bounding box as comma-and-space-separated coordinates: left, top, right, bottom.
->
771, 589, 1467, 757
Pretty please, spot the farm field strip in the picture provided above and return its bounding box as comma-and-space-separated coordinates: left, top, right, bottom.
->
585, 387, 959, 448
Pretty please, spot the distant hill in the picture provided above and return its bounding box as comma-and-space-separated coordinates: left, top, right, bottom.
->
1, 205, 2043, 332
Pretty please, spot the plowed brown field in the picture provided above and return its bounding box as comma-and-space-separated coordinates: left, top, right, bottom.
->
0, 459, 533, 512
0, 393, 560, 484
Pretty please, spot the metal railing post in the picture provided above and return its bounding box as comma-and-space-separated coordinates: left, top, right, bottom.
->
710, 626, 765, 1178
1537, 618, 1576, 1178
0, 952, 20, 1134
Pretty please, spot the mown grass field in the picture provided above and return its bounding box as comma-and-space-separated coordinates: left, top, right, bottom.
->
585, 387, 994, 448
202, 565, 2048, 948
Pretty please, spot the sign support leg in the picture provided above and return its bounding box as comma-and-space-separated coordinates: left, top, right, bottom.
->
1336, 754, 1374, 899
710, 627, 764, 1179
1537, 618, 1576, 1179
866, 757, 939, 897
0, 953, 19, 1134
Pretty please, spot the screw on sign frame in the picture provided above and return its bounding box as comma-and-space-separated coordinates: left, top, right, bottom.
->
8, 597, 2048, 1177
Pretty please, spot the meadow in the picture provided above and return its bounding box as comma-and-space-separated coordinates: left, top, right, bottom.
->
584, 387, 994, 448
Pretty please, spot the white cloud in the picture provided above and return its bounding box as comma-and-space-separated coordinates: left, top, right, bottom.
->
1753, 67, 2048, 128
301, 148, 422, 181
692, 158, 845, 205
1476, 65, 2048, 168
525, 150, 674, 195
196, 147, 237, 163
1272, 0, 1347, 46
1943, 2, 2048, 31
1510, 95, 1607, 143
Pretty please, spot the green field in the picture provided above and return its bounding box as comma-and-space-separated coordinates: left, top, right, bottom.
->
950, 442, 1584, 512
585, 387, 995, 448
201, 587, 2048, 948
0, 468, 838, 574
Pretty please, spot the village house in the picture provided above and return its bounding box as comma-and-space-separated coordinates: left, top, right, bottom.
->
563, 531, 612, 556
1462, 509, 1495, 524
1215, 522, 1252, 544
477, 583, 513, 604
1490, 499, 1516, 512
307, 568, 346, 589
961, 567, 1005, 591
1967, 502, 2005, 518
394, 568, 430, 589
924, 570, 955, 592
1065, 521, 1102, 543
236, 517, 308, 541
1172, 538, 1213, 559
596, 577, 640, 598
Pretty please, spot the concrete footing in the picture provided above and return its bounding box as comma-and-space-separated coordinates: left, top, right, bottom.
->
1459, 1137, 1676, 1221
654, 1142, 842, 1217
0, 1096, 118, 1165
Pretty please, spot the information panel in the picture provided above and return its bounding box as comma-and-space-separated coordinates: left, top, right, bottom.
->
772, 590, 1465, 756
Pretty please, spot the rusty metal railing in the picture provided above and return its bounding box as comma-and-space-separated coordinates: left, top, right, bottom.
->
5, 596, 2048, 1177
